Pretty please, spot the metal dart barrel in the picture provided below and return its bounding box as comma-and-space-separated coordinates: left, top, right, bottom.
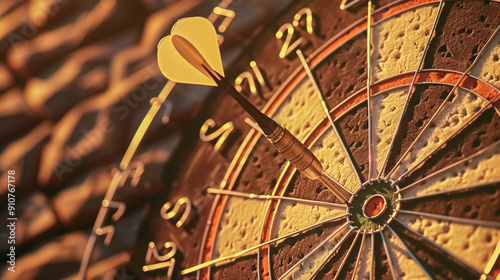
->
266, 124, 351, 206
266, 124, 322, 179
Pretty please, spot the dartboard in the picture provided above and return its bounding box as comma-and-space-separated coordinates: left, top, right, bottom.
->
1, 0, 500, 280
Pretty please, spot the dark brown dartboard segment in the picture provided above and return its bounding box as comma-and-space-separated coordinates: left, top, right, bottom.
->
390, 220, 481, 280
270, 221, 345, 279
232, 137, 287, 196
423, 0, 500, 72
314, 35, 368, 109
286, 171, 341, 204
336, 101, 369, 182
316, 232, 361, 280
211, 254, 258, 280
374, 232, 393, 280
399, 107, 500, 187
401, 181, 500, 222
382, 84, 451, 176
267, 166, 348, 279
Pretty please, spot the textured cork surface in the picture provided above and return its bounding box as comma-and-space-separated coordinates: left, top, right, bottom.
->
403, 145, 500, 198
372, 4, 439, 81
471, 32, 500, 88
275, 80, 325, 141
371, 88, 407, 176
382, 229, 428, 279
213, 197, 266, 258
400, 213, 500, 272
351, 235, 372, 280
313, 128, 360, 192
392, 90, 488, 178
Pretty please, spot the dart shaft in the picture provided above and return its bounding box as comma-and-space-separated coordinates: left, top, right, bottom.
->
203, 65, 352, 206
318, 173, 352, 206
203, 65, 277, 135
207, 69, 321, 178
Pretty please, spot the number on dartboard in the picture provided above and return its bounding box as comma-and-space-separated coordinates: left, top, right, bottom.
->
117, 161, 145, 188
234, 61, 269, 97
102, 200, 126, 221
208, 3, 235, 44
161, 197, 192, 227
95, 225, 115, 245
340, 0, 367, 10
275, 7, 315, 58
200, 119, 235, 152
142, 241, 177, 277
209, 7, 235, 33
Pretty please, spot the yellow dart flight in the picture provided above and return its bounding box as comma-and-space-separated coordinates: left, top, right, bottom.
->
157, 17, 224, 86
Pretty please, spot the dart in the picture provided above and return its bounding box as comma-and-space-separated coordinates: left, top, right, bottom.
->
157, 17, 352, 206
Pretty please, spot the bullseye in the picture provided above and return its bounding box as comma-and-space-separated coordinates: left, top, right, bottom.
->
346, 179, 401, 232
362, 194, 387, 219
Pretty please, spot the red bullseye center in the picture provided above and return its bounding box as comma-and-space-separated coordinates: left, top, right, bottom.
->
363, 194, 387, 219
